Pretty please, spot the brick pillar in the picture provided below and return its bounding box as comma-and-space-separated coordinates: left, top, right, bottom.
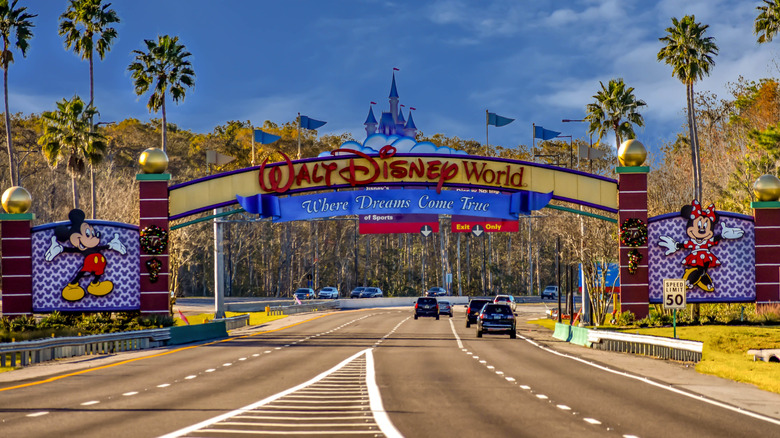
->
752, 202, 780, 306
0, 213, 34, 317
137, 174, 171, 315
617, 166, 649, 319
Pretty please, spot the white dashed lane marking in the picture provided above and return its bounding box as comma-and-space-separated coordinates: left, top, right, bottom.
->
26, 412, 48, 417
80, 401, 99, 406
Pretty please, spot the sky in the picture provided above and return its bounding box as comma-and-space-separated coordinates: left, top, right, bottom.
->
9, 0, 780, 158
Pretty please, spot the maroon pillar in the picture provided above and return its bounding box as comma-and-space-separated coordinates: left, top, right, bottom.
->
752, 202, 780, 306
617, 166, 649, 319
137, 174, 171, 315
0, 213, 34, 317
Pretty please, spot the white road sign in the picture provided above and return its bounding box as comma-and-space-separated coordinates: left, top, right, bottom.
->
663, 279, 686, 310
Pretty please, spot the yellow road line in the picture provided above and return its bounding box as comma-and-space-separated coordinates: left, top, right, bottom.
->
0, 309, 366, 393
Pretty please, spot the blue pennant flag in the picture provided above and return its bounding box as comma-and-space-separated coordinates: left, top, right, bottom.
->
534, 125, 561, 140
487, 112, 514, 127
300, 115, 327, 130
253, 129, 281, 144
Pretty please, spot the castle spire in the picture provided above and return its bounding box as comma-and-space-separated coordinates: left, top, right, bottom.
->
389, 69, 399, 124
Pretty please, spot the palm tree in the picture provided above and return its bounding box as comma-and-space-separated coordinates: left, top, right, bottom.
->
657, 15, 718, 202
128, 35, 195, 153
59, 0, 118, 219
755, 0, 780, 43
585, 78, 646, 157
0, 0, 35, 187
38, 95, 106, 209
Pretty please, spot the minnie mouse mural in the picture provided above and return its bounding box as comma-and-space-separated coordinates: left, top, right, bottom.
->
658, 200, 744, 292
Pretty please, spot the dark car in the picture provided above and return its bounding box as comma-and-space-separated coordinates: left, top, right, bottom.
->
424, 287, 447, 297
476, 303, 516, 338
465, 298, 491, 328
350, 287, 366, 299
438, 300, 453, 317
293, 288, 315, 300
414, 297, 439, 320
359, 287, 383, 298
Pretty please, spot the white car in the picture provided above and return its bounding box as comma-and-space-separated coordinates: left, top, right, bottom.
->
493, 294, 516, 311
317, 287, 339, 299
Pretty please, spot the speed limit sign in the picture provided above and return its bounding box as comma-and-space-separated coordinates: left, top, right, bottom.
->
663, 279, 686, 310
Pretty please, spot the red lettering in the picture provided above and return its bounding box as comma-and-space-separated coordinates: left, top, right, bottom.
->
389, 160, 408, 178
436, 162, 459, 193
258, 152, 294, 193
334, 149, 380, 186
427, 160, 442, 180
322, 162, 338, 186
295, 164, 312, 185
510, 167, 524, 187
409, 159, 425, 178
462, 161, 487, 181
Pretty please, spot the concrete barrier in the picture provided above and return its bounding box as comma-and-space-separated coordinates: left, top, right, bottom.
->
169, 320, 228, 345
553, 322, 591, 347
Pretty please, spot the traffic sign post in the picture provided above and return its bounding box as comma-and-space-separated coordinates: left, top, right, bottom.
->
663, 279, 686, 338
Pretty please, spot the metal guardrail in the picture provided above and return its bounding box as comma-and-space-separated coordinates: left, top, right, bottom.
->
268, 301, 339, 316
213, 314, 250, 330
0, 328, 170, 368
588, 329, 703, 362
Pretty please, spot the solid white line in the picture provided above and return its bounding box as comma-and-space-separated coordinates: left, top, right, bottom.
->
157, 349, 372, 438
366, 349, 403, 438
449, 319, 464, 349
517, 334, 780, 427
26, 411, 48, 417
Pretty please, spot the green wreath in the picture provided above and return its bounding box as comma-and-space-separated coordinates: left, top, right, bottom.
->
627, 249, 643, 275
140, 225, 168, 255
620, 218, 647, 247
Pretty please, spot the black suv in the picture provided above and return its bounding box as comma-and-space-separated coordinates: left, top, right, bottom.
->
414, 297, 439, 320
476, 303, 516, 338
465, 298, 491, 328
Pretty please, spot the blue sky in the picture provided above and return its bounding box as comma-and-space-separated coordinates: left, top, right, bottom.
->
10, 0, 779, 157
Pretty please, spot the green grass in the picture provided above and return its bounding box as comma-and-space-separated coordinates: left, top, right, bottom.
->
173, 311, 287, 327
526, 319, 780, 395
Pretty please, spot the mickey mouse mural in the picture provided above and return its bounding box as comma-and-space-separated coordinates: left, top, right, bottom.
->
44, 209, 127, 301
657, 200, 744, 292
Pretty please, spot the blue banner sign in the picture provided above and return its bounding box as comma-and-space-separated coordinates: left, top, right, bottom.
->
237, 189, 552, 223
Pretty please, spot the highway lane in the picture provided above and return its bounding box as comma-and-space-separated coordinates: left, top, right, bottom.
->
1, 307, 778, 437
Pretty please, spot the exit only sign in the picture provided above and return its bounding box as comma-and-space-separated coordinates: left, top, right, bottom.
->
451, 215, 519, 233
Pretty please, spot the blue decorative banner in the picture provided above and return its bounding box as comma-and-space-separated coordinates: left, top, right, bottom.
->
237, 189, 552, 223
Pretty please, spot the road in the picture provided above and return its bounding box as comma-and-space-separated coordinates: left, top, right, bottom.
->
0, 306, 777, 437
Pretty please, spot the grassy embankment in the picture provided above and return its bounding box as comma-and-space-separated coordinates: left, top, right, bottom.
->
527, 319, 780, 395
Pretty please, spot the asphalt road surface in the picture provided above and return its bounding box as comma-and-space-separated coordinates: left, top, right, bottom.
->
0, 308, 777, 437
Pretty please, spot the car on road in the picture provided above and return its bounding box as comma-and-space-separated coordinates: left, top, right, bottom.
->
476, 303, 516, 338
493, 294, 516, 311
293, 288, 315, 300
424, 286, 447, 296
414, 296, 439, 319
350, 287, 366, 298
359, 287, 383, 298
317, 287, 339, 299
541, 285, 559, 300
438, 300, 453, 317
465, 298, 492, 328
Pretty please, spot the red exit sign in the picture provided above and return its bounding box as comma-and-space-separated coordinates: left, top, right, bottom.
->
451, 216, 519, 233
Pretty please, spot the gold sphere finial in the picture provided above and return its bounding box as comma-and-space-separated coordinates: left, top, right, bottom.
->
139, 148, 169, 174
753, 174, 780, 202
2, 186, 32, 214
618, 139, 647, 167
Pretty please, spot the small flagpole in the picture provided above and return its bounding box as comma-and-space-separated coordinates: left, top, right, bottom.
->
485, 109, 489, 147
251, 121, 255, 166
297, 112, 301, 160
532, 123, 536, 163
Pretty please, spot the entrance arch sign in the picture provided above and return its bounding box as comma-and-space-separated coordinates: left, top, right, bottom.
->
169, 151, 618, 220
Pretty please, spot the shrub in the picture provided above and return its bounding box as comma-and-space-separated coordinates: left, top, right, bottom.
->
616, 310, 635, 326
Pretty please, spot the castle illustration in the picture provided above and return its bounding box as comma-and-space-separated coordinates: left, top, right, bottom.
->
364, 72, 418, 138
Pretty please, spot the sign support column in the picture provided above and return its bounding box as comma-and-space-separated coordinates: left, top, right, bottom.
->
0, 211, 34, 317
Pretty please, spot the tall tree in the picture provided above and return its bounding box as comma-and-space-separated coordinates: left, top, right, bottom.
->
584, 78, 646, 156
0, 0, 35, 186
128, 35, 195, 153
38, 95, 106, 209
58, 0, 119, 219
657, 15, 718, 202
755, 0, 780, 43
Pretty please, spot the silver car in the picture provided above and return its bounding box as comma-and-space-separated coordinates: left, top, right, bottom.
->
438, 300, 453, 317
317, 287, 339, 299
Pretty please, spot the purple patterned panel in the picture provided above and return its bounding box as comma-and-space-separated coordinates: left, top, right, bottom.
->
648, 213, 755, 303
31, 224, 140, 311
